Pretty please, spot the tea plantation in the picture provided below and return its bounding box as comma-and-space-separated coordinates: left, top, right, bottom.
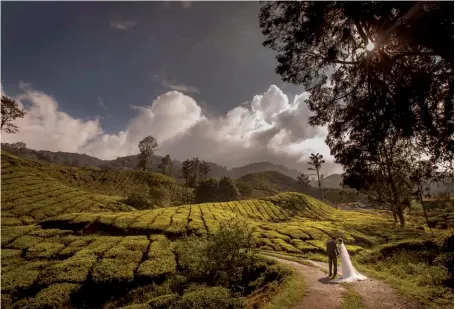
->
1, 151, 452, 309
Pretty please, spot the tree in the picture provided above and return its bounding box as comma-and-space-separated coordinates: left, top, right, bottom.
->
1, 95, 26, 134
200, 160, 211, 180
137, 136, 158, 171
10, 142, 26, 149
218, 177, 240, 202
158, 154, 173, 176
343, 136, 415, 227
182, 159, 193, 187
260, 2, 453, 171
297, 173, 310, 191
191, 157, 201, 187
307, 153, 325, 190
408, 159, 436, 230
194, 178, 220, 203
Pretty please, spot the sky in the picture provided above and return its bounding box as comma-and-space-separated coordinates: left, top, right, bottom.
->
1, 1, 342, 175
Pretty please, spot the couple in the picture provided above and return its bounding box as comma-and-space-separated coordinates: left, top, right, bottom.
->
326, 236, 367, 283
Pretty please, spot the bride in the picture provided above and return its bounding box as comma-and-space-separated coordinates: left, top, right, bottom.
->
329, 238, 367, 283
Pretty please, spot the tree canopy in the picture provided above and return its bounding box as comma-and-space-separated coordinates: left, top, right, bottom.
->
260, 1, 453, 168
137, 136, 158, 171
1, 95, 26, 134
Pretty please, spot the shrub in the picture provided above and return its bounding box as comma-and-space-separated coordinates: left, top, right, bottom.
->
218, 177, 240, 202
174, 218, 258, 292
149, 186, 171, 207
122, 192, 155, 210
148, 293, 179, 309
172, 286, 243, 309
194, 178, 219, 203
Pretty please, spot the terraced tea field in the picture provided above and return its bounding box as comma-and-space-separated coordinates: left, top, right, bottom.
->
1, 151, 429, 308
1, 152, 194, 226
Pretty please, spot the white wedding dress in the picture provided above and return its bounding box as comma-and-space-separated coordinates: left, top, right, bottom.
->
329, 242, 367, 283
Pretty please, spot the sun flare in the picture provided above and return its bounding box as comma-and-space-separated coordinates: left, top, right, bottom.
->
366, 40, 375, 51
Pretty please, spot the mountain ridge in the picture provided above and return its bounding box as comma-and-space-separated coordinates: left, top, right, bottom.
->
2, 143, 451, 195
1, 143, 311, 180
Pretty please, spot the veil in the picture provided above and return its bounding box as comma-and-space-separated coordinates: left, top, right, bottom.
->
329, 242, 367, 283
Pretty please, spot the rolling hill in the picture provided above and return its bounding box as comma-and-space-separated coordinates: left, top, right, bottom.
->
1, 151, 452, 309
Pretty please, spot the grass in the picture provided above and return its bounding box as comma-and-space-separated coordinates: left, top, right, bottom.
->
260, 269, 306, 309
354, 235, 454, 309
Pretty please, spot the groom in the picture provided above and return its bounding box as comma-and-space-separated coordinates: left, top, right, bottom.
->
326, 236, 340, 277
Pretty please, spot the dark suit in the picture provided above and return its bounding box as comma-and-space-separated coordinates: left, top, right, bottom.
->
326, 240, 339, 276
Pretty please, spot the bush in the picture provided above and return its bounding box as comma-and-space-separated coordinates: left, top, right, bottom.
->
194, 177, 240, 203
149, 186, 170, 207
149, 293, 179, 309
218, 177, 240, 202
122, 192, 155, 210
194, 178, 219, 203
172, 286, 243, 309
174, 218, 259, 292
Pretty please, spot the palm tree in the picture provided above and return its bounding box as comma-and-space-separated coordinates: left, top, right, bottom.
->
308, 153, 325, 190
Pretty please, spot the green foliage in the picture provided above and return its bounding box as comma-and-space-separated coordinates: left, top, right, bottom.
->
259, 1, 453, 166
4, 148, 453, 309
358, 232, 454, 308
149, 185, 171, 207
218, 177, 240, 202
172, 286, 243, 309
158, 154, 173, 176
194, 177, 239, 203
137, 136, 159, 171
122, 192, 156, 210
1, 95, 26, 134
148, 294, 179, 309
13, 283, 80, 309
194, 178, 220, 203
175, 218, 260, 292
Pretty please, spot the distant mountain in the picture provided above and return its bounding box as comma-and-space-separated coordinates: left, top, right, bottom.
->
310, 174, 343, 189
3, 143, 450, 196
230, 162, 301, 179
1, 143, 294, 180
235, 171, 304, 198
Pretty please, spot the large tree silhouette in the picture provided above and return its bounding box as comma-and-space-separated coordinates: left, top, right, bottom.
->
260, 1, 453, 173
1, 95, 26, 134
137, 136, 158, 171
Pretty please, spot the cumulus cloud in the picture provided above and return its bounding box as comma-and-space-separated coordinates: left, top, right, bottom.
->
152, 74, 200, 95
3, 84, 343, 175
109, 19, 138, 31
2, 87, 102, 153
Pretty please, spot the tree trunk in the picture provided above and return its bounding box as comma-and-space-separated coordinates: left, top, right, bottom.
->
397, 205, 406, 228
418, 196, 433, 233
392, 210, 398, 224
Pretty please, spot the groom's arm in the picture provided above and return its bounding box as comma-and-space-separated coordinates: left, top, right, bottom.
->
335, 245, 340, 256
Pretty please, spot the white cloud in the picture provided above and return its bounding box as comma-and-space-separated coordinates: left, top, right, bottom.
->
2, 87, 102, 153
2, 84, 343, 175
109, 19, 138, 31
152, 74, 200, 95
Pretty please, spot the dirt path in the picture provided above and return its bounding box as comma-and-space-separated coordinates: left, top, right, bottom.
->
303, 259, 423, 309
267, 256, 424, 309
266, 256, 346, 309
